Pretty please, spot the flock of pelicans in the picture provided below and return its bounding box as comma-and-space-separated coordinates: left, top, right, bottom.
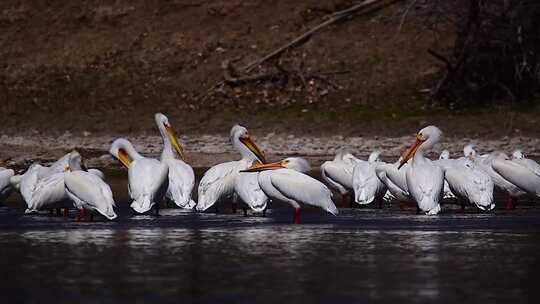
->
0, 114, 540, 223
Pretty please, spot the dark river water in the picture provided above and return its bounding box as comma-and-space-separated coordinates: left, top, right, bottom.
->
1, 170, 540, 303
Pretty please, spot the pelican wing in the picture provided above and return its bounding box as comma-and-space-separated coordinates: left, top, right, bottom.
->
321, 161, 354, 193
445, 163, 494, 208
269, 169, 338, 215
492, 159, 540, 196
353, 161, 386, 204
29, 172, 67, 211
197, 161, 240, 211
235, 172, 268, 212
513, 158, 540, 178
128, 158, 169, 213
0, 168, 14, 201
165, 159, 196, 208
65, 171, 117, 219
407, 163, 444, 214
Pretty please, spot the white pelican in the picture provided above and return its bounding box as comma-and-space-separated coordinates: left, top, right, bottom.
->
64, 154, 117, 221
376, 155, 414, 210
155, 113, 196, 209
321, 151, 359, 206
25, 151, 85, 214
234, 170, 269, 215
466, 145, 524, 209
399, 126, 444, 215
352, 151, 387, 207
0, 167, 14, 202
242, 157, 338, 224
491, 150, 540, 198
196, 125, 266, 212
437, 150, 457, 199
110, 138, 169, 214
435, 151, 494, 211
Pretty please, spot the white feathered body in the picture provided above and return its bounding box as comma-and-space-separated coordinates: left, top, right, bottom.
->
257, 169, 338, 215
442, 159, 494, 210
492, 158, 540, 197
353, 161, 386, 205
128, 158, 169, 213
163, 157, 196, 209
235, 171, 268, 212
406, 159, 444, 215
475, 154, 524, 197
27, 172, 69, 213
320, 158, 356, 195
0, 168, 14, 202
197, 160, 246, 211
65, 171, 117, 220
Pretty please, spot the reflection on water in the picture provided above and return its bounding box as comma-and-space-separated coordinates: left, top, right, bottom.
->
1, 222, 540, 303
1, 169, 540, 303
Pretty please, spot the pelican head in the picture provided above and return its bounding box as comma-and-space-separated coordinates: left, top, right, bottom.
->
110, 138, 138, 169
439, 150, 450, 160
67, 150, 82, 171
155, 113, 186, 161
399, 125, 442, 169
242, 157, 311, 173
511, 149, 524, 160
463, 144, 476, 159
230, 124, 267, 163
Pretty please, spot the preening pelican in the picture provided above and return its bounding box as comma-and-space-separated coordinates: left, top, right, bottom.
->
110, 138, 169, 214
64, 155, 117, 221
399, 126, 444, 215
196, 125, 266, 212
352, 151, 387, 206
376, 156, 412, 208
467, 146, 524, 209
492, 149, 540, 198
11, 152, 73, 209
25, 151, 84, 214
436, 152, 494, 211
243, 157, 338, 224
155, 113, 196, 209
0, 167, 14, 202
321, 151, 359, 206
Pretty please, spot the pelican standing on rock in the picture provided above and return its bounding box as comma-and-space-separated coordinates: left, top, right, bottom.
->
243, 157, 338, 223
399, 126, 445, 215
110, 138, 169, 215
154, 113, 196, 209
64, 153, 117, 221
196, 124, 267, 212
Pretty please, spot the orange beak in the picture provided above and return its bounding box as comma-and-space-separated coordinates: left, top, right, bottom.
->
117, 149, 132, 169
241, 160, 285, 172
165, 123, 187, 162
239, 135, 267, 164
398, 136, 425, 169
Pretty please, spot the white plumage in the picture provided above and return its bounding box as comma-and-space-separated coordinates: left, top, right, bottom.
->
243, 157, 337, 224
65, 168, 117, 220
321, 151, 358, 195
436, 154, 494, 210
155, 113, 195, 209
400, 126, 444, 215
492, 150, 540, 197
352, 151, 387, 205
234, 171, 268, 212
0, 167, 14, 202
110, 138, 169, 214
197, 125, 266, 212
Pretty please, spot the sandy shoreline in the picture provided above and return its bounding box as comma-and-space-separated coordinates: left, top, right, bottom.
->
1, 132, 539, 171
